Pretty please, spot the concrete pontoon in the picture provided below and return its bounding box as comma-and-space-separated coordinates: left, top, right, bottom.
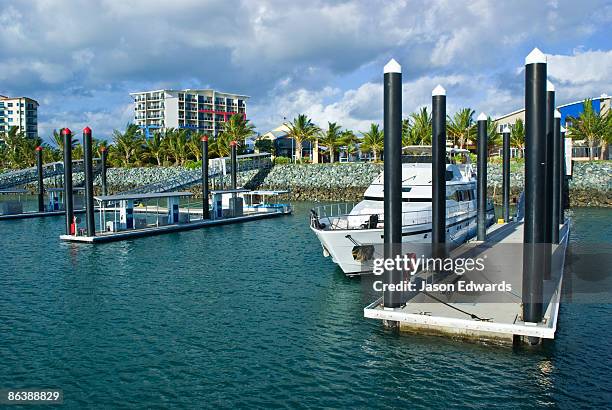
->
0, 187, 86, 220
363, 220, 570, 344
60, 189, 291, 243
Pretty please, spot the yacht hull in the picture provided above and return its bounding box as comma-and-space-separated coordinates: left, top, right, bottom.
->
312, 210, 494, 275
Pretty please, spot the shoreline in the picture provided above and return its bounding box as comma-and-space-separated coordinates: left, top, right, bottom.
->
4, 160, 610, 207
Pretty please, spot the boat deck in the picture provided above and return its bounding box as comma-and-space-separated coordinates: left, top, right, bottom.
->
364, 220, 569, 344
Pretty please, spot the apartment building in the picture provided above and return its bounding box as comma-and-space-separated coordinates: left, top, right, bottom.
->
495, 94, 611, 132
0, 95, 39, 138
130, 89, 249, 138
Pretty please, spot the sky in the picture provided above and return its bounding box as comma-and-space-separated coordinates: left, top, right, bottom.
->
1, 0, 611, 142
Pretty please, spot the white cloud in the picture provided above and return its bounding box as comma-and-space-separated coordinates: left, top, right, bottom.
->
253, 72, 524, 132
548, 49, 612, 84
0, 0, 609, 138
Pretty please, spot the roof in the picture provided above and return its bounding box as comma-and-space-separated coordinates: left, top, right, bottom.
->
94, 191, 193, 201
495, 94, 610, 121
245, 190, 290, 195
0, 96, 39, 105
210, 188, 250, 194
48, 187, 85, 192
259, 130, 288, 140
259, 124, 291, 140
129, 89, 250, 98
210, 152, 271, 161
0, 188, 29, 194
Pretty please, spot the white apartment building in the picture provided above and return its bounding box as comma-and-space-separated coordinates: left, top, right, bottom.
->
0, 95, 39, 138
129, 89, 249, 138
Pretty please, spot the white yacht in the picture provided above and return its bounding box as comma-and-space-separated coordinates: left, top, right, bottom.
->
310, 149, 495, 275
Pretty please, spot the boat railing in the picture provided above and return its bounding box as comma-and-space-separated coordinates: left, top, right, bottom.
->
310, 201, 485, 231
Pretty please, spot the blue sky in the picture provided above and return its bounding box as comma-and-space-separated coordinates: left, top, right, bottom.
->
1, 0, 611, 142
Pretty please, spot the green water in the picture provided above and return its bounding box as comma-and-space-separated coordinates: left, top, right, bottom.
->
0, 203, 610, 408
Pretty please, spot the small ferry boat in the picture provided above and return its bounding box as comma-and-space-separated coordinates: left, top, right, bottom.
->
309, 149, 495, 275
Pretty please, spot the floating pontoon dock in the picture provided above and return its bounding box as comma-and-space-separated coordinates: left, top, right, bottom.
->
60, 190, 291, 244
0, 188, 86, 220
364, 219, 570, 344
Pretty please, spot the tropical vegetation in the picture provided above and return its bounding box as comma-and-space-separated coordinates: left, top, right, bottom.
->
566, 99, 612, 160
3, 100, 608, 171
0, 113, 255, 170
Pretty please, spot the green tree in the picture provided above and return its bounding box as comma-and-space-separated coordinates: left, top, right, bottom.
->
143, 131, 166, 165
284, 114, 320, 161
447, 108, 475, 149
401, 118, 413, 146
1, 127, 24, 168
110, 124, 143, 167
219, 113, 256, 148
165, 129, 190, 165
319, 122, 343, 163
255, 138, 274, 155
567, 99, 608, 160
486, 116, 500, 156
408, 107, 432, 145
209, 132, 232, 158
341, 129, 359, 161
360, 123, 384, 161
186, 133, 203, 162
510, 118, 525, 157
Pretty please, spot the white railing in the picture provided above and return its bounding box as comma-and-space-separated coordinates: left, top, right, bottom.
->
310, 201, 487, 231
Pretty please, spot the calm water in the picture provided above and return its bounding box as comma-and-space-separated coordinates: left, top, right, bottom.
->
0, 203, 610, 408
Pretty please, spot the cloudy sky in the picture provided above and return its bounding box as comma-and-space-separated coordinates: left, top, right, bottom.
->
1, 0, 611, 142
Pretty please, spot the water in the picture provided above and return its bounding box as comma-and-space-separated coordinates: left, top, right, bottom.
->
0, 204, 610, 408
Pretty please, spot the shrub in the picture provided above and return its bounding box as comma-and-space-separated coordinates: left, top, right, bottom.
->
274, 156, 291, 165
184, 160, 201, 170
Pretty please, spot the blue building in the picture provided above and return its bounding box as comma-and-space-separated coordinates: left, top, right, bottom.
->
494, 94, 610, 159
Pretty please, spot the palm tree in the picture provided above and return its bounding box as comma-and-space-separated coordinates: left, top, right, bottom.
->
360, 123, 384, 161
143, 131, 166, 165
447, 108, 475, 149
209, 131, 232, 158
567, 99, 607, 160
51, 129, 77, 153
2, 127, 23, 168
187, 133, 203, 162
486, 116, 500, 156
111, 124, 143, 166
165, 129, 190, 165
284, 114, 320, 161
510, 118, 525, 157
401, 118, 412, 147
602, 110, 612, 159
319, 122, 343, 163
409, 107, 432, 145
18, 136, 43, 167
220, 113, 256, 147
341, 130, 359, 161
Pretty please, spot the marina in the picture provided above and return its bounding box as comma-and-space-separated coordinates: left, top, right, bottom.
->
59, 189, 291, 243
1, 2, 611, 406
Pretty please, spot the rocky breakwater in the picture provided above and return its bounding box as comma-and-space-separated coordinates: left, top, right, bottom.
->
7, 160, 609, 206
487, 160, 611, 207
567, 161, 612, 206
254, 163, 383, 201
